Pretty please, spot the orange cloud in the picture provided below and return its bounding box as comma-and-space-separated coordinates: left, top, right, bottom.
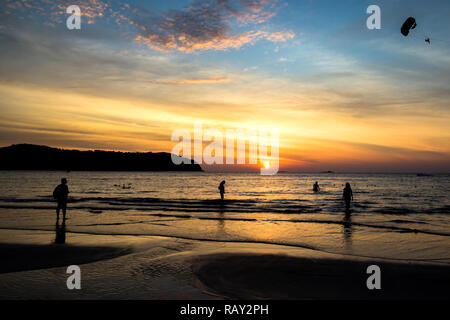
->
2, 0, 294, 53
132, 0, 294, 53
157, 76, 232, 85
267, 31, 295, 42
135, 30, 295, 53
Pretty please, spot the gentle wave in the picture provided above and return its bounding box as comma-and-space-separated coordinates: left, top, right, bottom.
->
1, 226, 449, 264
0, 195, 449, 216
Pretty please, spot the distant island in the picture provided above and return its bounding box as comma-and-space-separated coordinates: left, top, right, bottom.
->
0, 144, 202, 171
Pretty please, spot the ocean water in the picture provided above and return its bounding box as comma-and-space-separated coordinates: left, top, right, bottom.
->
0, 171, 449, 264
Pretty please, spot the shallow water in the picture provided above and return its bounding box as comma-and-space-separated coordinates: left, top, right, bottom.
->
0, 171, 449, 263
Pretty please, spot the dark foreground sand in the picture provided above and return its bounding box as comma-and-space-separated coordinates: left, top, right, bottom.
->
192, 253, 450, 299
0, 229, 449, 299
0, 243, 132, 274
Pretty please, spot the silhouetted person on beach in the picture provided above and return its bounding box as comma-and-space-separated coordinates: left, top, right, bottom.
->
343, 182, 353, 209
313, 181, 320, 192
53, 178, 69, 224
218, 180, 225, 201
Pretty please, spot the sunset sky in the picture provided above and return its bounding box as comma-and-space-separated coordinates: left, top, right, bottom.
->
0, 0, 449, 172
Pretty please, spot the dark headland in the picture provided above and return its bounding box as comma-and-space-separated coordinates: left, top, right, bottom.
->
0, 144, 202, 171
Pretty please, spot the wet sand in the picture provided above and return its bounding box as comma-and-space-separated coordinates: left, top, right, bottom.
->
0, 243, 131, 274
192, 253, 450, 299
0, 229, 449, 299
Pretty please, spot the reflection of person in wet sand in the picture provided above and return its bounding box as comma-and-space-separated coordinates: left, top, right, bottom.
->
53, 178, 69, 224
218, 180, 225, 201
343, 182, 353, 210
55, 223, 66, 244
343, 209, 352, 248
216, 206, 226, 237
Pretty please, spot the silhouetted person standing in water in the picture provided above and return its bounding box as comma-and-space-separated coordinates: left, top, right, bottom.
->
343, 182, 353, 210
313, 181, 320, 192
218, 180, 225, 201
53, 178, 69, 224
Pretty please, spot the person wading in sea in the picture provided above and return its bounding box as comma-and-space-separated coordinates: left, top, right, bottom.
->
343, 182, 353, 210
313, 181, 320, 192
53, 178, 69, 224
218, 180, 226, 201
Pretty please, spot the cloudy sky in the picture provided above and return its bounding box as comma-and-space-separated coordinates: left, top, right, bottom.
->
0, 0, 449, 172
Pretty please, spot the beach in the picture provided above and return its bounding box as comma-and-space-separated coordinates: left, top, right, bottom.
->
0, 171, 449, 299
1, 228, 449, 300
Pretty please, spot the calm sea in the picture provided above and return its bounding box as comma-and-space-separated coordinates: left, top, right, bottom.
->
0, 171, 449, 263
